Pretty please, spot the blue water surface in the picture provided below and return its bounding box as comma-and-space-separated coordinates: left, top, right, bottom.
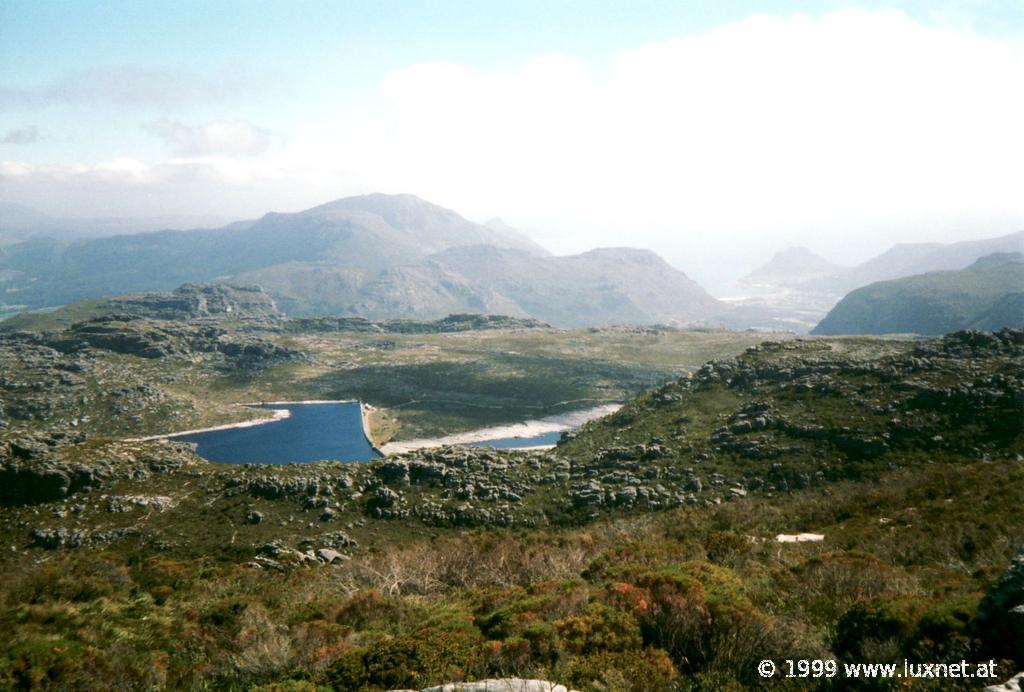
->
175, 402, 380, 464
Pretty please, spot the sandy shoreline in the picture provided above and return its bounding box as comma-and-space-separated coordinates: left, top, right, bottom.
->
128, 407, 292, 442
379, 403, 621, 454
237, 399, 357, 405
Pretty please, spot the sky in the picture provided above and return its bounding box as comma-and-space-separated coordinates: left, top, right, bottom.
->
1, 0, 1023, 294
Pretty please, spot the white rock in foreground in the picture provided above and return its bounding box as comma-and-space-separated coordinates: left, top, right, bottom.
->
984, 670, 1023, 691
389, 679, 578, 692
776, 533, 825, 543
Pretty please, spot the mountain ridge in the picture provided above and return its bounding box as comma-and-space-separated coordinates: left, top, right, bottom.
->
811, 251, 1024, 335
0, 193, 724, 327
804, 230, 1024, 295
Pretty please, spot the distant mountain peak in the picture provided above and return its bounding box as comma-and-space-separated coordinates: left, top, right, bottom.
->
0, 192, 718, 327
483, 217, 516, 232
742, 246, 844, 288
306, 192, 454, 218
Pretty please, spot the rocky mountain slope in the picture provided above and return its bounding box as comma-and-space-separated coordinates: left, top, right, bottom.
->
804, 230, 1024, 296
722, 233, 1024, 335
423, 245, 723, 327
0, 194, 727, 327
0, 194, 542, 312
3, 327, 1020, 536
812, 252, 1024, 335
0, 293, 776, 443
0, 328, 1020, 689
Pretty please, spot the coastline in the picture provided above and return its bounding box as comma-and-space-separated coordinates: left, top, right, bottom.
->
379, 403, 621, 455
237, 399, 357, 405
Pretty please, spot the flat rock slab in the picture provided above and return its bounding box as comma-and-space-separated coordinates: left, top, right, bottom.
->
776, 533, 825, 543
390, 680, 578, 692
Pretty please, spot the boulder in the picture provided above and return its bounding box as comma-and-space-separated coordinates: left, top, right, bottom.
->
984, 671, 1024, 691
975, 544, 1024, 664
315, 548, 348, 564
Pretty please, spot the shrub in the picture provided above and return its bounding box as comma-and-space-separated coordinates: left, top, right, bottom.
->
326, 607, 482, 691
333, 590, 409, 634
554, 603, 642, 654
704, 531, 753, 567
565, 647, 678, 692
8, 554, 132, 604
786, 551, 908, 622
834, 594, 955, 661
612, 561, 775, 679
909, 594, 980, 660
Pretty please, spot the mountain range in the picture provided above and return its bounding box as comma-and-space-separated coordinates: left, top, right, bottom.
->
812, 252, 1024, 335
0, 194, 724, 327
803, 231, 1024, 296
729, 233, 1024, 332
3, 193, 1022, 331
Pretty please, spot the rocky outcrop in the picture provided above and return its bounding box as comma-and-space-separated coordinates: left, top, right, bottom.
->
0, 436, 203, 505
975, 544, 1024, 664
31, 526, 139, 549
106, 283, 281, 321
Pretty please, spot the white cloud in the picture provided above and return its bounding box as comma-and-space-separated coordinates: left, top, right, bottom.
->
337, 9, 1024, 245
148, 119, 272, 156
3, 9, 1023, 289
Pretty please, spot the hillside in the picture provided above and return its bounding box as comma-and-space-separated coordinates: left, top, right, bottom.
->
0, 283, 283, 333
0, 295, 778, 442
812, 252, 1024, 335
0, 328, 1021, 689
804, 230, 1024, 296
0, 194, 727, 327
0, 194, 542, 311
425, 245, 724, 327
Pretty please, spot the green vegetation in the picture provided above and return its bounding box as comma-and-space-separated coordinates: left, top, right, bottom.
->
0, 294, 784, 441
0, 297, 1021, 690
0, 459, 1020, 690
813, 252, 1024, 335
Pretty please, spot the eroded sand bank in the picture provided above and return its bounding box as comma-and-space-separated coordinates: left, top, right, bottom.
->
380, 404, 621, 454
129, 408, 292, 442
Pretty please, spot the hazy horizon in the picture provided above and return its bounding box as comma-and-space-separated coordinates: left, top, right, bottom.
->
2, 0, 1023, 293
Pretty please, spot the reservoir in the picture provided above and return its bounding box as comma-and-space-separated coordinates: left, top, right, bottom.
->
174, 402, 380, 464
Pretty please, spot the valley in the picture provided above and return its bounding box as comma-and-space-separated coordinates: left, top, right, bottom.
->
5, 3, 1024, 689
0, 296, 1020, 689
0, 284, 785, 444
